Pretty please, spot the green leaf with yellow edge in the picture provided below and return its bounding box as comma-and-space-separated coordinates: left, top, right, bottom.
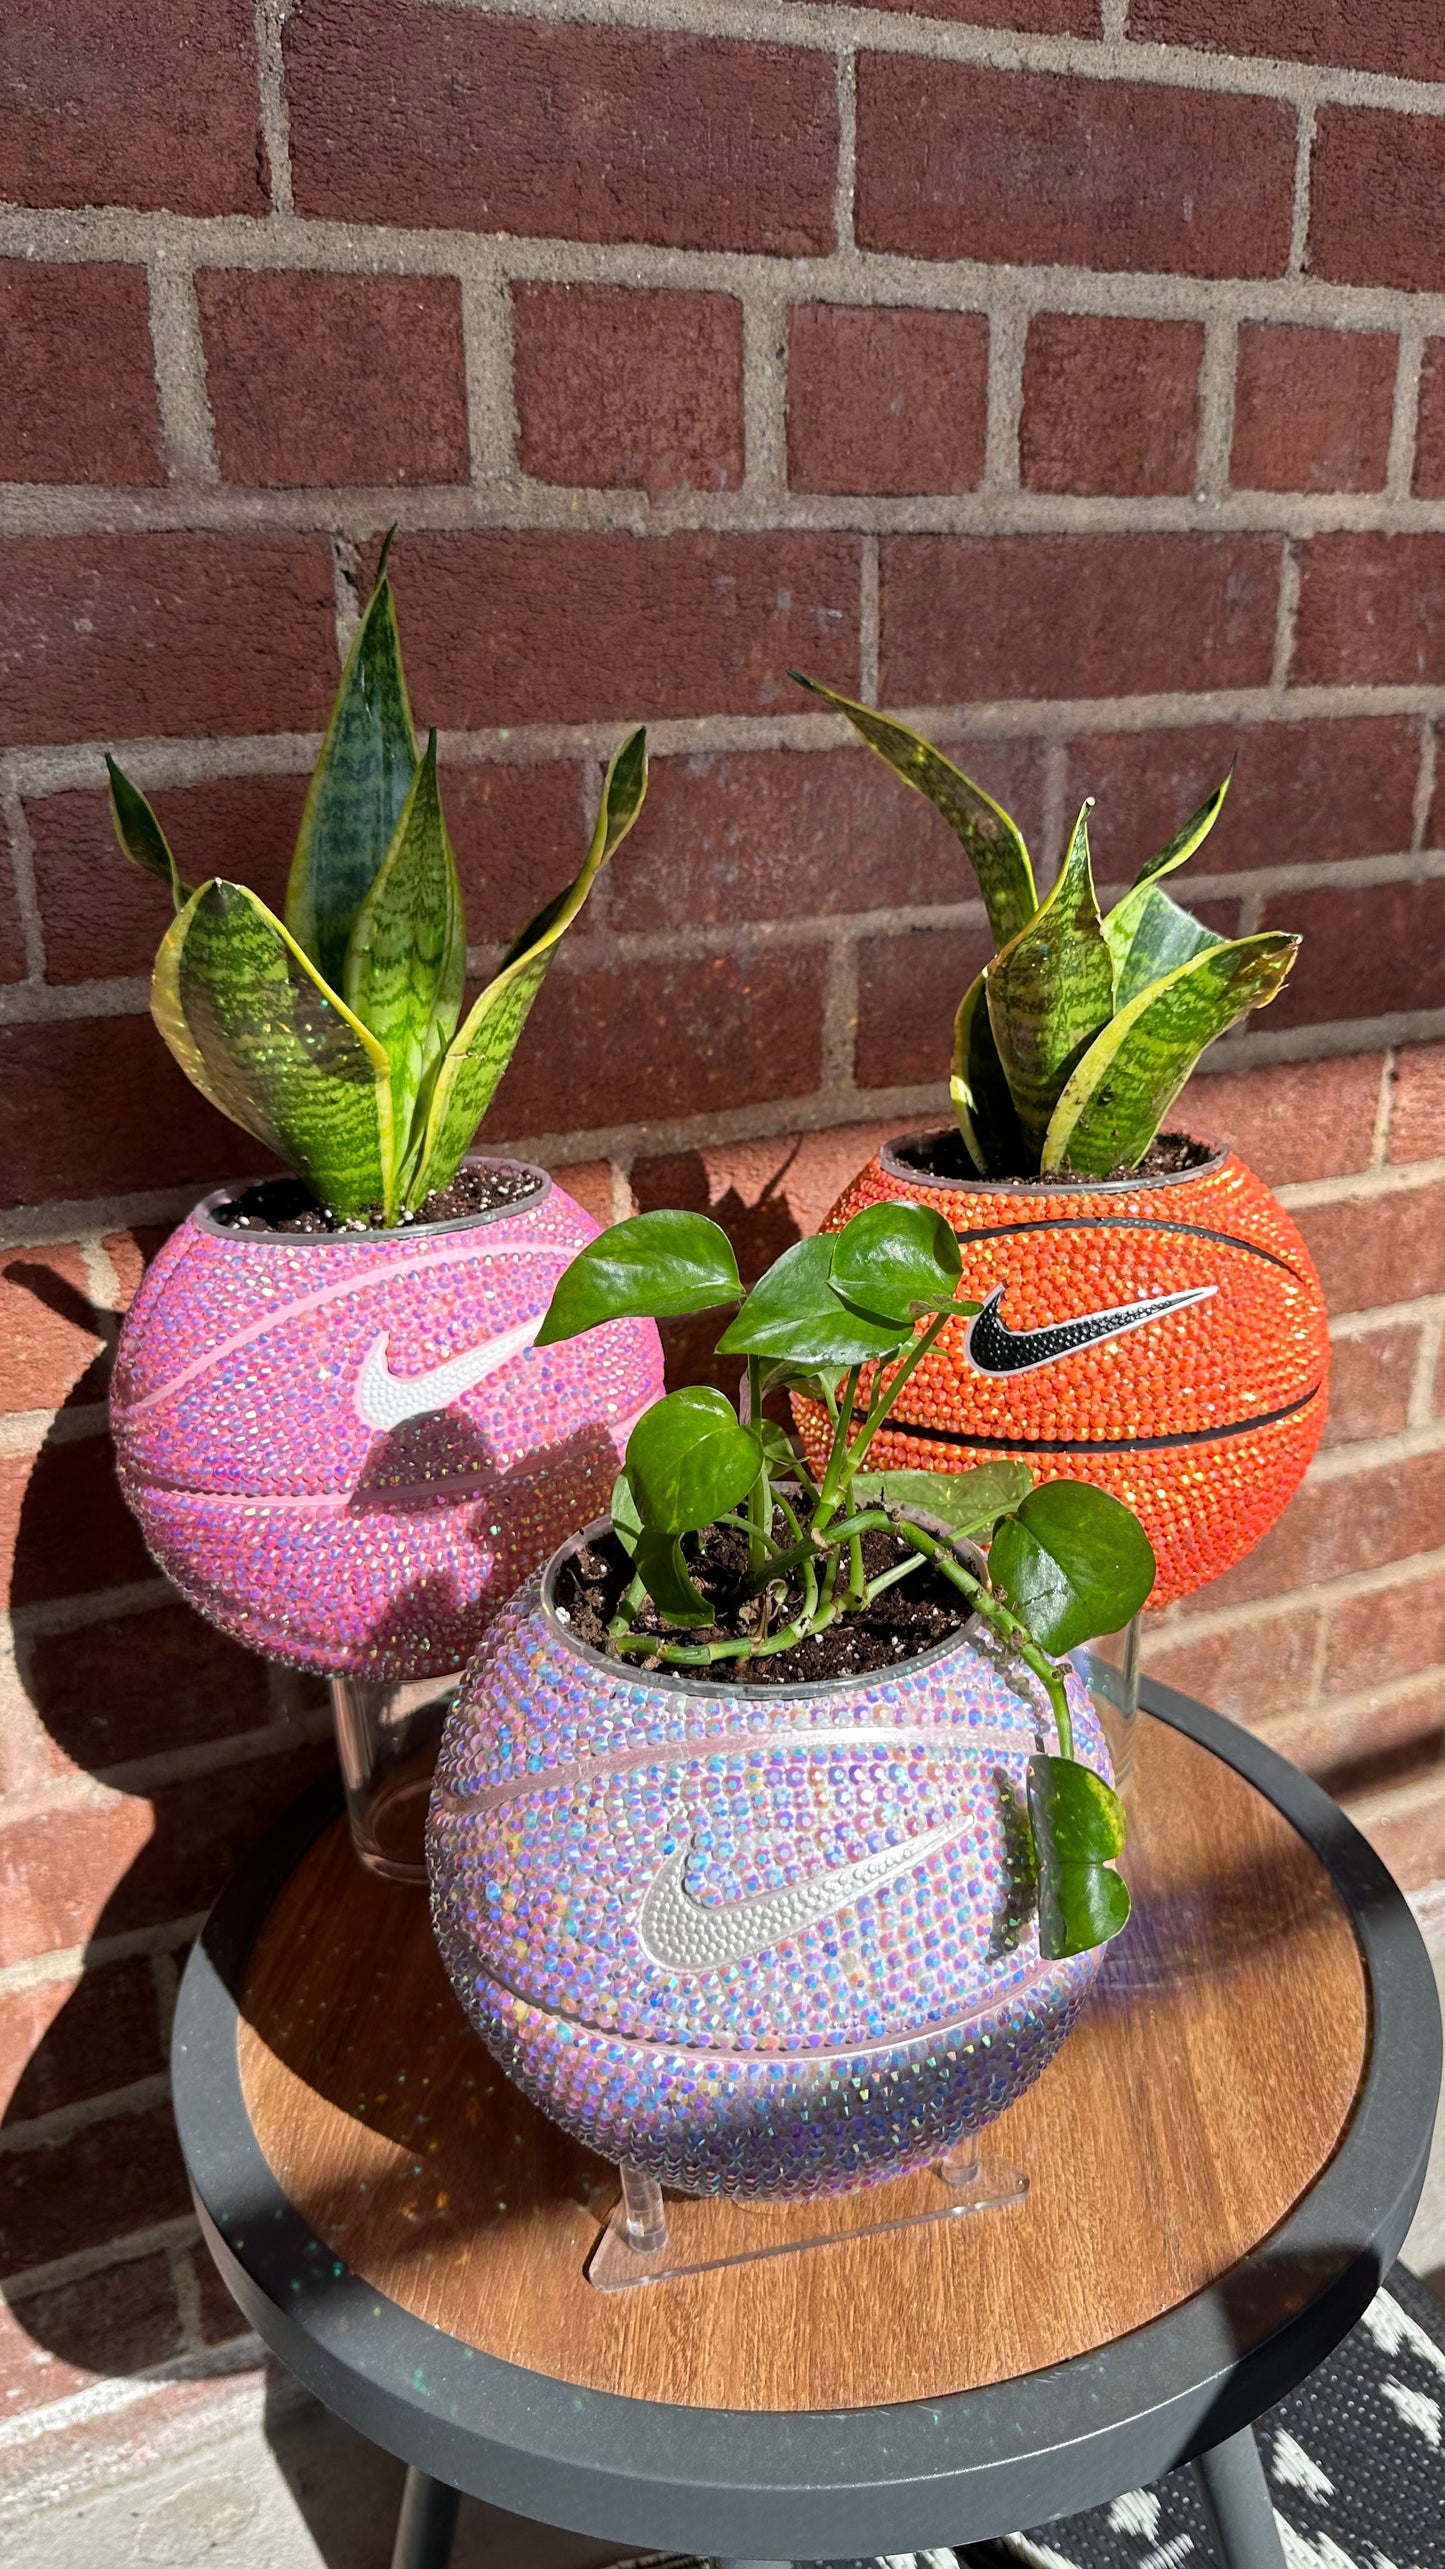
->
789, 672, 1036, 947
1103, 766, 1234, 1009
1042, 933, 1299, 1178
106, 758, 191, 912
285, 541, 419, 994
950, 966, 1028, 1176
343, 730, 464, 1155
985, 802, 1115, 1160
408, 726, 648, 1208
153, 882, 393, 1221
1108, 888, 1225, 1011
1108, 763, 1233, 910
1027, 1754, 1131, 1959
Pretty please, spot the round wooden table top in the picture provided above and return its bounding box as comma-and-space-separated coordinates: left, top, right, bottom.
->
235, 1707, 1368, 2417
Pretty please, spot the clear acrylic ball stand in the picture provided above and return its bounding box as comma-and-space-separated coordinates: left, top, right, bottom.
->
588, 2141, 1029, 2293
328, 1671, 462, 1882
1071, 1612, 1142, 1799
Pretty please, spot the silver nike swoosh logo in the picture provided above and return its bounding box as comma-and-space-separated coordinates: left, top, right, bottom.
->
354, 1315, 540, 1431
638, 1816, 968, 1974
965, 1280, 1216, 1378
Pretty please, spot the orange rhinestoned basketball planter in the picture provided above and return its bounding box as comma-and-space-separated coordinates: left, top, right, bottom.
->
794, 1131, 1330, 1609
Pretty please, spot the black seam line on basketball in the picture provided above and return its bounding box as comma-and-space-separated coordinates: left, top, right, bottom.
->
887, 1384, 1322, 1454
948, 1215, 1308, 1282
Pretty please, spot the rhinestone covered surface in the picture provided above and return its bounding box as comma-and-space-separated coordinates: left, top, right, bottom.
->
111, 1174, 663, 1679
795, 1141, 1331, 1607
427, 1569, 1107, 2198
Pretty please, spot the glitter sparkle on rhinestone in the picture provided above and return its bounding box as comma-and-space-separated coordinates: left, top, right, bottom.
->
793, 1145, 1331, 1608
426, 1566, 1109, 2201
110, 1174, 664, 1679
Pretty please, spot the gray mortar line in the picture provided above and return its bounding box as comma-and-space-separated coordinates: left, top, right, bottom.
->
20, 474, 1445, 541
1040, 740, 1069, 876
1408, 1305, 1445, 1429
169, 2232, 206, 2351
7, 733, 321, 799
460, 253, 520, 486
253, 0, 296, 218
8, 845, 1436, 1034
0, 1406, 110, 1457
5, 1579, 175, 1645
1387, 323, 1427, 500
0, 978, 154, 1023
145, 261, 219, 486
1270, 535, 1302, 692
19, 687, 1445, 808
1194, 312, 1237, 500
329, 533, 362, 660
1410, 722, 1439, 853
0, 2078, 171, 2160
0, 1914, 204, 2002
1371, 1047, 1397, 1166
858, 534, 879, 699
982, 301, 1026, 492
1288, 100, 1316, 279
12, 209, 1445, 340
833, 40, 856, 256
1329, 1289, 1445, 1338
742, 287, 790, 495
89, 1706, 333, 1803
383, 0, 1445, 116
0, 2219, 202, 2308
0, 770, 47, 979
819, 933, 860, 1088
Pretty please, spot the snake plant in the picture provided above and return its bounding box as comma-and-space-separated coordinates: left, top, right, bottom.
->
794, 675, 1299, 1179
105, 539, 648, 1223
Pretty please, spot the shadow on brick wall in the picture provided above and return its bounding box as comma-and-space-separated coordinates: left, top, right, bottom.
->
631, 1141, 806, 1394
1, 1143, 810, 2447
2, 1250, 332, 2407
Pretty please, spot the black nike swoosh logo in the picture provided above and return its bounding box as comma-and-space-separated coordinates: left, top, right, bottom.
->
964, 1281, 1217, 1377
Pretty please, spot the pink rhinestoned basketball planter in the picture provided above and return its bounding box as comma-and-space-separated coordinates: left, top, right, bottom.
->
111, 1165, 664, 1681
427, 1523, 1107, 2205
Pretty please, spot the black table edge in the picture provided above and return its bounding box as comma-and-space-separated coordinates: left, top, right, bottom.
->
171, 1681, 1443, 2556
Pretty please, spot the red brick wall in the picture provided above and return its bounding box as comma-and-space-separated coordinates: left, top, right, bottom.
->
4, 0, 1445, 2451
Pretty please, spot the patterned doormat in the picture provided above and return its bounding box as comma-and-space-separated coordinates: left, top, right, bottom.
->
979, 2261, 1445, 2569
634, 2261, 1445, 2569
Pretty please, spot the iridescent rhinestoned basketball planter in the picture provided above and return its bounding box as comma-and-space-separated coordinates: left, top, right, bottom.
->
798, 1135, 1330, 1608
427, 1529, 1108, 2200
112, 1164, 664, 1679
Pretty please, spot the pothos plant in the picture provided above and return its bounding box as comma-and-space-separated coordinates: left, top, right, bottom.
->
538, 1198, 1156, 1958
104, 537, 648, 1224
792, 675, 1300, 1179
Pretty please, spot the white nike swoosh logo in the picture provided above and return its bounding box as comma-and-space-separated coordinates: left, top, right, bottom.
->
637, 1816, 968, 1974
964, 1280, 1216, 1378
354, 1315, 541, 1431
